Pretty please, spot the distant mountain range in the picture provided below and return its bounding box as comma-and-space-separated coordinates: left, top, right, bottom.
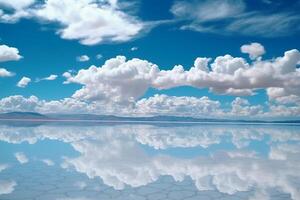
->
0, 112, 299, 123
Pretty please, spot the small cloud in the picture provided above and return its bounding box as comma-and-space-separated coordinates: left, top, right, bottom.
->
41, 159, 55, 166
36, 74, 58, 82
14, 152, 28, 164
0, 180, 17, 195
241, 42, 265, 60
0, 68, 14, 77
0, 44, 22, 62
96, 54, 103, 59
76, 55, 90, 62
17, 77, 31, 88
131, 47, 138, 51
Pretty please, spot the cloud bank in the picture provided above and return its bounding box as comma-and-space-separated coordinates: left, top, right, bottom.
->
0, 43, 299, 118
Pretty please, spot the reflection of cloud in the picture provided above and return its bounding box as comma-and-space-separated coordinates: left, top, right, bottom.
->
1, 124, 300, 199
1, 124, 300, 149
14, 152, 28, 164
56, 198, 91, 200
269, 143, 300, 160
0, 164, 8, 172
62, 136, 300, 200
0, 180, 17, 195
74, 181, 87, 189
41, 159, 54, 166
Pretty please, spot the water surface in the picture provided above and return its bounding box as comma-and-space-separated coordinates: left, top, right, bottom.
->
0, 122, 299, 200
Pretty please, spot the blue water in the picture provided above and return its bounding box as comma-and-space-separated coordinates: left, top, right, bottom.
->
0, 122, 299, 200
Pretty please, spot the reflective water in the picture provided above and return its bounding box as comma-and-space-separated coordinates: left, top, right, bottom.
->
0, 122, 300, 200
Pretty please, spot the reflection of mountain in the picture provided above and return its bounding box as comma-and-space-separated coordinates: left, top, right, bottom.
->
1, 112, 300, 123
1, 124, 300, 199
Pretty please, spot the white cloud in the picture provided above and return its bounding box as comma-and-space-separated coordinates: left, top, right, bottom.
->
43, 74, 57, 81
0, 180, 16, 195
135, 94, 222, 117
0, 95, 40, 112
14, 152, 28, 164
36, 74, 58, 82
33, 0, 144, 45
0, 46, 300, 118
0, 0, 34, 10
17, 76, 31, 88
63, 48, 300, 105
0, 68, 14, 77
241, 42, 265, 60
66, 56, 158, 104
130, 46, 138, 51
77, 55, 90, 62
230, 97, 263, 116
41, 159, 54, 166
0, 44, 22, 62
0, 0, 145, 45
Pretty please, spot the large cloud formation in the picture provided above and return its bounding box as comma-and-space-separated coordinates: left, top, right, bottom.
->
0, 0, 144, 45
0, 43, 299, 118
63, 47, 300, 103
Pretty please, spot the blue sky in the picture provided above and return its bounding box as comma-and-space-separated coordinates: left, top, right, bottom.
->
0, 0, 300, 119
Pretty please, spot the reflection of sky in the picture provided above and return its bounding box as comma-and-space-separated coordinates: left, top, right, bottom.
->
0, 123, 300, 200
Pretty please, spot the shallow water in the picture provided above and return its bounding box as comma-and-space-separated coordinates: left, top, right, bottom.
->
0, 122, 299, 200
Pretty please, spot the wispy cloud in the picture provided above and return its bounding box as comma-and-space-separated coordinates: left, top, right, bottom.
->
171, 0, 300, 37
36, 74, 57, 82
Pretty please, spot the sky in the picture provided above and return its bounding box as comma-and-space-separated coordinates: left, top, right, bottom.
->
0, 0, 300, 119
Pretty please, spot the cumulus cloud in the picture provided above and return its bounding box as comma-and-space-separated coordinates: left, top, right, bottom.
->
63, 48, 300, 105
14, 152, 28, 164
34, 0, 144, 45
135, 94, 222, 117
1, 45, 300, 118
241, 42, 265, 60
0, 44, 22, 62
77, 55, 90, 62
230, 97, 263, 116
17, 76, 31, 88
0, 180, 17, 195
0, 68, 14, 77
0, 0, 145, 45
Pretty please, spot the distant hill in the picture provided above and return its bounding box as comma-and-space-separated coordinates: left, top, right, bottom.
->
0, 112, 49, 119
0, 112, 299, 123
